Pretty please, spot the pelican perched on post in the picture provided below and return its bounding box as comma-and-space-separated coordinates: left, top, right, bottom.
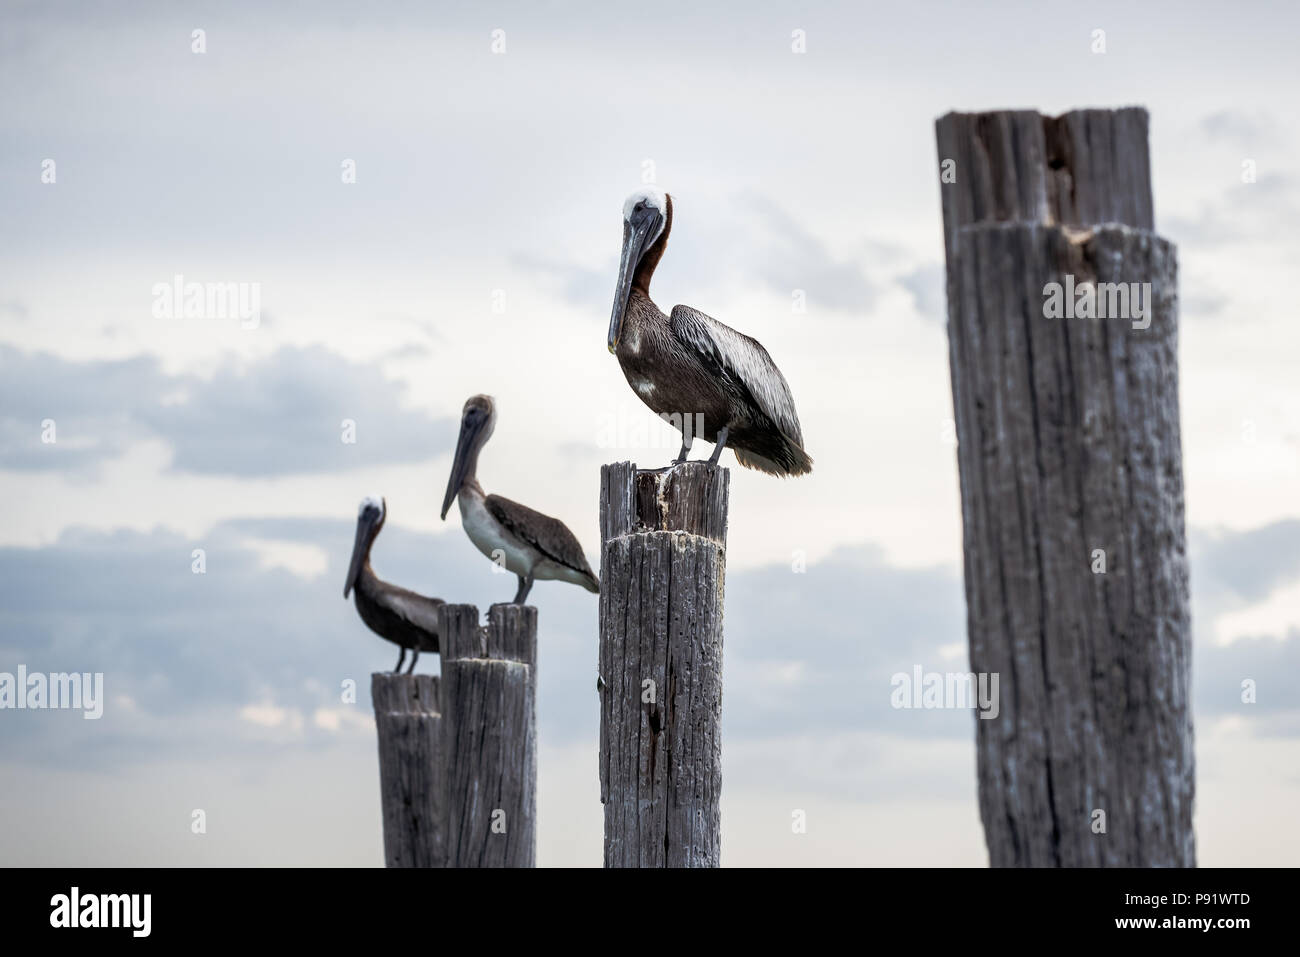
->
440, 395, 600, 604
607, 188, 812, 476
343, 496, 444, 674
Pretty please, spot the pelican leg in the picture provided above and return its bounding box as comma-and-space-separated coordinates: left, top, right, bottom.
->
673, 434, 693, 464
513, 572, 535, 604
405, 648, 419, 675
707, 426, 731, 466
392, 647, 406, 674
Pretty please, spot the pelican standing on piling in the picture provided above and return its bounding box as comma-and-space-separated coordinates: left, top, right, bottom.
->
343, 496, 444, 674
441, 395, 600, 604
607, 188, 813, 476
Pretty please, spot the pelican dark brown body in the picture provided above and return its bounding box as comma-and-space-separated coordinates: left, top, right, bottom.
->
608, 188, 812, 476
343, 496, 444, 674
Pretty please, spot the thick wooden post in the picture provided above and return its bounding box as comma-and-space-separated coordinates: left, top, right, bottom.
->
441, 602, 538, 868
936, 108, 1194, 866
598, 461, 729, 867
371, 603, 537, 868
371, 673, 445, 868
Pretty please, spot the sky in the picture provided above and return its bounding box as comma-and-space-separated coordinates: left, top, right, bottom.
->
1, 0, 1298, 866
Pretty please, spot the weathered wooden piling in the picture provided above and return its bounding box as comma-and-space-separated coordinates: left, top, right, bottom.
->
442, 602, 538, 868
371, 602, 537, 868
935, 108, 1194, 866
371, 673, 445, 868
598, 461, 729, 867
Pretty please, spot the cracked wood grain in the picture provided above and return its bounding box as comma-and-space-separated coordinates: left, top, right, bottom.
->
936, 108, 1194, 867
372, 602, 537, 868
371, 672, 446, 868
599, 462, 728, 867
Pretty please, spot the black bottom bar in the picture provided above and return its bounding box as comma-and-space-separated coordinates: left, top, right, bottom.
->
5, 867, 1282, 942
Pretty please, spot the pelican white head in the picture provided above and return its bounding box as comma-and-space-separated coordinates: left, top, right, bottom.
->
346, 495, 386, 598
623, 186, 668, 226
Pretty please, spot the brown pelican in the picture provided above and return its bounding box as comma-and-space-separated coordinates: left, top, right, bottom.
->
440, 395, 600, 604
343, 496, 444, 674
607, 188, 813, 476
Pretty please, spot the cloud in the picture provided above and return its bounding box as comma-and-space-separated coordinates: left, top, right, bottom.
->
511, 252, 612, 314
0, 345, 454, 477
725, 543, 969, 740
1179, 282, 1228, 321
383, 341, 435, 360
0, 349, 158, 471
239, 702, 304, 731
898, 262, 946, 322
7, 513, 1300, 775
1200, 110, 1276, 144
0, 514, 980, 785
0, 517, 966, 771
741, 194, 878, 314
1191, 519, 1300, 605
1197, 629, 1300, 729
1186, 521, 1300, 731
0, 300, 28, 320
1164, 173, 1300, 247
0, 515, 602, 769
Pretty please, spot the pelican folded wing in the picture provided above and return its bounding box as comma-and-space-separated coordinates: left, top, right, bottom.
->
380, 587, 446, 648
485, 494, 599, 590
669, 304, 807, 449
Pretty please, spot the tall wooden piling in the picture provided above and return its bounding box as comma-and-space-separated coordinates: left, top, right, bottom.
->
371, 602, 537, 868
598, 461, 729, 867
935, 108, 1194, 866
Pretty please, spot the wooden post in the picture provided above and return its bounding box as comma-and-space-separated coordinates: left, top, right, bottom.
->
598, 461, 729, 867
371, 673, 445, 868
441, 602, 538, 868
371, 603, 537, 868
935, 108, 1195, 866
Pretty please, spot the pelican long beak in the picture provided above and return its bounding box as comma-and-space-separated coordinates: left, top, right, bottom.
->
441, 416, 485, 520
343, 512, 377, 599
608, 209, 662, 353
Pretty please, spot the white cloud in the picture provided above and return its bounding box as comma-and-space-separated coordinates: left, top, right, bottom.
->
243, 538, 331, 582
1214, 582, 1300, 646
238, 702, 305, 734
312, 707, 373, 734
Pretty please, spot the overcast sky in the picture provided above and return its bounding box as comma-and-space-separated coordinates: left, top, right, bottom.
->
2, 0, 1298, 866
